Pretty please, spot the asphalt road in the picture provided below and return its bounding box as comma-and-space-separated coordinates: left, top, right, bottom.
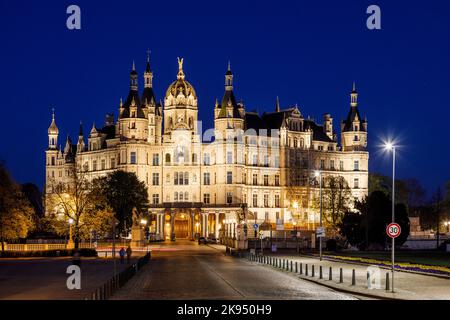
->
112, 241, 357, 300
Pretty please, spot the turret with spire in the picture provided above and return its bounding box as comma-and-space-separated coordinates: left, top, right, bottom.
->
77, 121, 85, 153
341, 82, 368, 151
48, 108, 59, 149
275, 96, 281, 112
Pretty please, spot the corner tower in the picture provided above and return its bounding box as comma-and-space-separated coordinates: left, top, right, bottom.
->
341, 83, 368, 151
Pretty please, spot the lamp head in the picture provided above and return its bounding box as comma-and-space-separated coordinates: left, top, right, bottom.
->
384, 142, 394, 151
314, 170, 320, 177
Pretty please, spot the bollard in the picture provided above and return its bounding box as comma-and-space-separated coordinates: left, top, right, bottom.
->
295, 262, 298, 273
319, 266, 323, 279
339, 268, 343, 283
290, 261, 293, 272
305, 264, 308, 276
329, 267, 332, 281
312, 265, 315, 277
351, 269, 356, 286
300, 263, 303, 275
385, 273, 390, 291
367, 271, 371, 289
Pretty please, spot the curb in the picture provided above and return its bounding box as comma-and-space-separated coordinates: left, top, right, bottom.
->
300, 254, 450, 280
240, 254, 406, 301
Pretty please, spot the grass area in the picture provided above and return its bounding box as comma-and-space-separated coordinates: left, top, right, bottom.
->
326, 251, 450, 267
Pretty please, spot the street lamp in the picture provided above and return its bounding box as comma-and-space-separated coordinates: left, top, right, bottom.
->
68, 218, 74, 249
314, 170, 323, 261
384, 142, 396, 293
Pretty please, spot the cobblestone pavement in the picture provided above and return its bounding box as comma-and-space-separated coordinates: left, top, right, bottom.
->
111, 241, 357, 300
258, 252, 450, 300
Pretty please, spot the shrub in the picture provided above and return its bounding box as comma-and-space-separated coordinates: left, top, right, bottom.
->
326, 239, 338, 251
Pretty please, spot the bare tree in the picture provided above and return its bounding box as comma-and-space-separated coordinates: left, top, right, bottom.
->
46, 165, 111, 248
313, 176, 352, 233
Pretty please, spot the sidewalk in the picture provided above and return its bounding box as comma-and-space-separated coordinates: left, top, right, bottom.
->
248, 253, 450, 300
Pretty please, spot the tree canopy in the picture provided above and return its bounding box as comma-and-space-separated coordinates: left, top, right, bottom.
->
92, 170, 149, 237
0, 163, 35, 250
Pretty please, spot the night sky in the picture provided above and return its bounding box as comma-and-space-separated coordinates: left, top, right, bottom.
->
1, 0, 449, 195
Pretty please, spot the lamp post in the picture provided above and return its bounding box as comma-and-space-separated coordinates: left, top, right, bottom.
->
385, 142, 396, 293
293, 221, 299, 254
314, 170, 323, 261
140, 219, 148, 248
68, 218, 74, 249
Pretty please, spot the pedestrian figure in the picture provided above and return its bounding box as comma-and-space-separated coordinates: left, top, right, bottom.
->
72, 250, 81, 266
126, 246, 132, 264
119, 247, 125, 264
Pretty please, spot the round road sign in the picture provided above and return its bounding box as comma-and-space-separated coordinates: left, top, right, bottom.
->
386, 223, 401, 238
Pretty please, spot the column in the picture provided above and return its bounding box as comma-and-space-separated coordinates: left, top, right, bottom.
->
190, 211, 195, 239
206, 213, 210, 237
201, 214, 205, 237
215, 213, 220, 239
155, 213, 159, 235
170, 211, 175, 241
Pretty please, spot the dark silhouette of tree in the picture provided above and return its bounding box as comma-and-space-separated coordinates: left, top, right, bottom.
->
344, 191, 410, 249
340, 211, 364, 248
93, 171, 149, 237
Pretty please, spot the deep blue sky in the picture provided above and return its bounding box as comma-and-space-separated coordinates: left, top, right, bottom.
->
1, 0, 449, 196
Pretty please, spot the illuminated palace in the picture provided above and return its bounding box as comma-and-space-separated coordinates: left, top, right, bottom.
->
45, 56, 368, 242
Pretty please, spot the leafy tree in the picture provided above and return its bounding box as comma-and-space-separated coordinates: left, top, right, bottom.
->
345, 191, 410, 249
92, 171, 149, 237
21, 183, 45, 235
340, 211, 364, 247
0, 163, 35, 251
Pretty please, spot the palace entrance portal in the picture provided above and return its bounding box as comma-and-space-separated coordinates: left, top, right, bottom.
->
174, 212, 191, 239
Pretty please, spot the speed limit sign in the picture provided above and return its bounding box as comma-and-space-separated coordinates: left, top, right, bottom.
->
386, 223, 401, 238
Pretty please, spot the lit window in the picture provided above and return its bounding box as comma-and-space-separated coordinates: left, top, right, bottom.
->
203, 172, 210, 185
152, 173, 159, 186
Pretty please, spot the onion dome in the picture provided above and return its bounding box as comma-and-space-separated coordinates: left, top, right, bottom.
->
48, 109, 59, 135
165, 57, 197, 103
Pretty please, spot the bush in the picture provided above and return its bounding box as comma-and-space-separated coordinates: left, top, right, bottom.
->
326, 239, 338, 251
0, 249, 97, 258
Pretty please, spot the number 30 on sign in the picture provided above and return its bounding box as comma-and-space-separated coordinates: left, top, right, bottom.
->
386, 223, 401, 238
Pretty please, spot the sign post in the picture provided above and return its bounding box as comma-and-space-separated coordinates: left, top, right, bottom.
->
386, 222, 401, 293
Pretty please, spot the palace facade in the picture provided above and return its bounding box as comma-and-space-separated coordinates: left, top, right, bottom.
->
45, 57, 368, 242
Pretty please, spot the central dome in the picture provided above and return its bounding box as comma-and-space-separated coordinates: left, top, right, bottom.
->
164, 58, 197, 106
